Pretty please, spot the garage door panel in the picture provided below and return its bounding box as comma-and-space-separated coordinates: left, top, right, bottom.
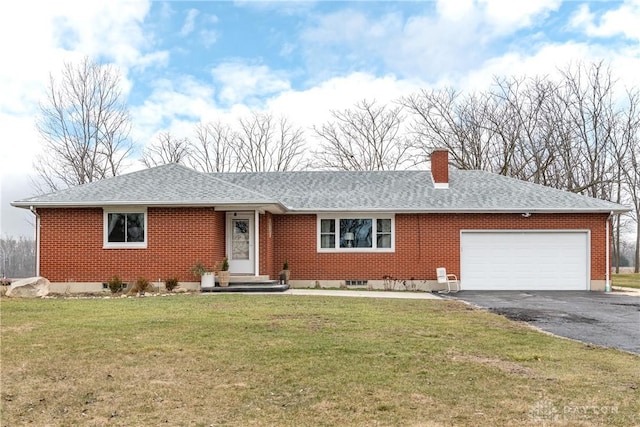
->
461, 232, 588, 290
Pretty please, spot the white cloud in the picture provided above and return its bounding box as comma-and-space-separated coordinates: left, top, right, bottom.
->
211, 61, 291, 105
266, 72, 424, 129
459, 41, 640, 98
300, 1, 563, 82
181, 9, 199, 36
129, 70, 426, 163
199, 13, 219, 47
0, 114, 42, 176
570, 0, 640, 41
0, 0, 158, 179
131, 76, 219, 145
279, 42, 295, 57
479, 0, 561, 32
436, 0, 475, 21
200, 29, 218, 48
46, 0, 156, 68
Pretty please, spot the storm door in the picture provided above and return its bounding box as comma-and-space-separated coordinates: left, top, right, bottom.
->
226, 212, 255, 274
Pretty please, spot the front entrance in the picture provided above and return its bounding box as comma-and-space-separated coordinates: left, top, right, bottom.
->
226, 212, 255, 274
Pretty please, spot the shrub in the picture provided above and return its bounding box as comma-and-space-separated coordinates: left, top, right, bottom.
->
165, 277, 179, 292
107, 276, 123, 294
135, 277, 150, 294
190, 262, 211, 277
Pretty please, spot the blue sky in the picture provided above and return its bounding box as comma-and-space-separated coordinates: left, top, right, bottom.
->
2, 0, 640, 237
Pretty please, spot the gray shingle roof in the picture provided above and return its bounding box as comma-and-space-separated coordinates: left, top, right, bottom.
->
215, 169, 627, 213
12, 163, 278, 207
12, 163, 628, 213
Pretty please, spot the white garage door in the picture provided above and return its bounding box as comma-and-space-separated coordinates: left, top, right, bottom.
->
460, 231, 589, 290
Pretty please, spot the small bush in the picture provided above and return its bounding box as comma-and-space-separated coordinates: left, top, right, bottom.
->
165, 277, 179, 292
107, 276, 123, 294
135, 277, 150, 293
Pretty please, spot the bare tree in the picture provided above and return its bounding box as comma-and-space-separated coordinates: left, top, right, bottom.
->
403, 78, 568, 181
403, 63, 629, 196
609, 89, 639, 271
312, 99, 417, 170
34, 56, 133, 193
621, 111, 640, 272
141, 131, 191, 167
189, 121, 235, 172
234, 112, 305, 172
0, 235, 36, 278
401, 88, 497, 172
556, 61, 618, 198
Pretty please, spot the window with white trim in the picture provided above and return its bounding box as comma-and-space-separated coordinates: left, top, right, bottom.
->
103, 208, 147, 248
318, 215, 394, 252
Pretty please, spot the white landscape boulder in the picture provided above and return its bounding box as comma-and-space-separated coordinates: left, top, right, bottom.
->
6, 277, 51, 298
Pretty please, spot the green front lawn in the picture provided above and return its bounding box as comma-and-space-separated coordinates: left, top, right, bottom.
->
1, 295, 638, 426
612, 273, 640, 289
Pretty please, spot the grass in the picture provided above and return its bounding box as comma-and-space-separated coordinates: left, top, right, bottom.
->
612, 273, 640, 289
1, 295, 639, 426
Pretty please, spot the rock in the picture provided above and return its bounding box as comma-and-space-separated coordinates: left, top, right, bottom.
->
6, 277, 51, 298
173, 287, 188, 293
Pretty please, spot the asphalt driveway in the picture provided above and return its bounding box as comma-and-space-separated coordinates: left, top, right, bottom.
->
450, 291, 640, 354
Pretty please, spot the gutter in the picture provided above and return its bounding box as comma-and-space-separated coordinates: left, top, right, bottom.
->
30, 206, 40, 277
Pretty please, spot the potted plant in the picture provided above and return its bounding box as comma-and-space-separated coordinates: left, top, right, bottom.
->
190, 262, 215, 289
217, 257, 230, 287
280, 260, 290, 285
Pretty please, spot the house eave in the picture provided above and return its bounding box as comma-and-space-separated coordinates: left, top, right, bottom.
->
284, 207, 631, 215
11, 200, 286, 213
12, 202, 629, 215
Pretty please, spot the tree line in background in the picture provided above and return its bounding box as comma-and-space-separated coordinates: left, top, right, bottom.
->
31, 57, 640, 272
1, 236, 36, 279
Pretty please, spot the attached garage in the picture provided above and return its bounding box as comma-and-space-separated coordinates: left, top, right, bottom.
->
460, 231, 589, 291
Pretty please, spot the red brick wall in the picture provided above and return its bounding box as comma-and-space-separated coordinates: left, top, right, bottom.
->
431, 149, 449, 184
39, 207, 225, 283
259, 212, 275, 276
270, 213, 609, 281
38, 208, 609, 283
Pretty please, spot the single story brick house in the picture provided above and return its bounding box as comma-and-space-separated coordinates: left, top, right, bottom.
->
12, 150, 628, 292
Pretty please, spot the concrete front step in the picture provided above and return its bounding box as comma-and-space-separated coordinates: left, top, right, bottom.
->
222, 275, 272, 283
204, 282, 289, 293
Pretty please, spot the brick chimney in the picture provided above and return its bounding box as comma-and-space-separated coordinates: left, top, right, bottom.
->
431, 149, 449, 189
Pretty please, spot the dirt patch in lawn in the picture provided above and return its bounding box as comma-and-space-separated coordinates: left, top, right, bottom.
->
489, 307, 598, 324
448, 351, 539, 378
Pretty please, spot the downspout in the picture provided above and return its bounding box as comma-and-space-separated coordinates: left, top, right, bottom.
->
254, 210, 260, 277
605, 211, 613, 293
30, 206, 40, 277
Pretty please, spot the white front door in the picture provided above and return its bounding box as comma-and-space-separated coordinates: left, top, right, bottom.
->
226, 212, 255, 274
